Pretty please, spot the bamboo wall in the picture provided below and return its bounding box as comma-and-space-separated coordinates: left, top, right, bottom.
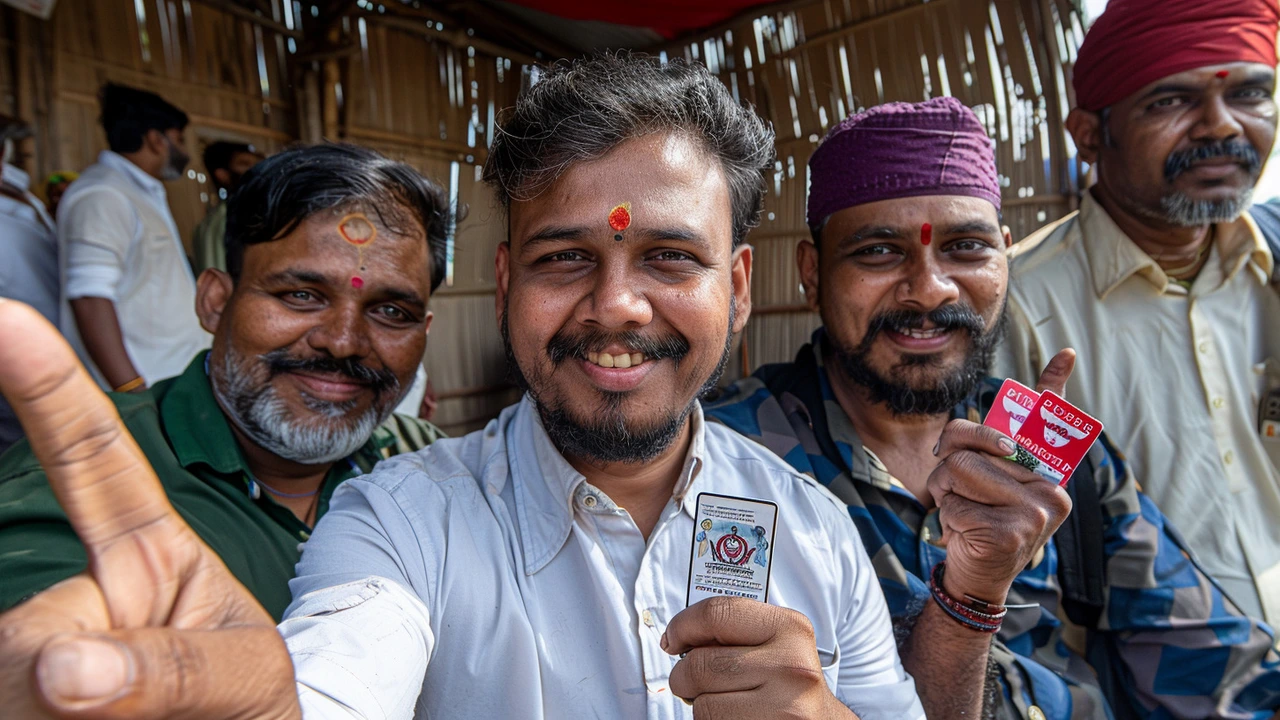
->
1, 0, 1086, 436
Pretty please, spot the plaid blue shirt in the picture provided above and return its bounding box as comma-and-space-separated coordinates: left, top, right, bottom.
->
704, 330, 1280, 720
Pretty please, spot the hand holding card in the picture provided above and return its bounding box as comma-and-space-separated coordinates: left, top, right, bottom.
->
663, 598, 855, 719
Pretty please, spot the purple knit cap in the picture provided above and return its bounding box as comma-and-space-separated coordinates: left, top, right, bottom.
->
806, 97, 1001, 229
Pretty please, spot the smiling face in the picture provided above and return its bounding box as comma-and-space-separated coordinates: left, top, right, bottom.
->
801, 195, 1009, 416
1074, 62, 1278, 226
497, 132, 752, 464
198, 205, 434, 464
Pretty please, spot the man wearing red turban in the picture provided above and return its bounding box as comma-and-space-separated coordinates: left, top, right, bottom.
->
997, 0, 1280, 631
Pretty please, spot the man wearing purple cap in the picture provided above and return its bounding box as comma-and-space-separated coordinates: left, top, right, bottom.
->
707, 96, 1280, 719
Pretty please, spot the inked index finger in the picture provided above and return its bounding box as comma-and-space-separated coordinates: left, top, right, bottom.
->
0, 301, 178, 559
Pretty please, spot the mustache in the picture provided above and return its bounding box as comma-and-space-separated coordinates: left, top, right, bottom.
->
859, 304, 987, 350
262, 349, 400, 396
1165, 141, 1262, 182
546, 327, 690, 366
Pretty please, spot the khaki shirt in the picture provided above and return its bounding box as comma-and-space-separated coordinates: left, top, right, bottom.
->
995, 191, 1280, 624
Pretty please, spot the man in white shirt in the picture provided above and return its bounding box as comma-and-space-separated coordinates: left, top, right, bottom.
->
58, 83, 210, 393
0, 115, 58, 454
994, 0, 1280, 623
0, 55, 925, 720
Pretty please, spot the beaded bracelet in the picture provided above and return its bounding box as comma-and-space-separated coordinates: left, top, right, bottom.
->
929, 562, 1005, 633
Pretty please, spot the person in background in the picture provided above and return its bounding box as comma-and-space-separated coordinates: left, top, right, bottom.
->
43, 170, 77, 218
0, 114, 58, 455
192, 140, 262, 275
994, 0, 1280, 625
707, 96, 1280, 720
57, 82, 210, 393
0, 143, 448, 620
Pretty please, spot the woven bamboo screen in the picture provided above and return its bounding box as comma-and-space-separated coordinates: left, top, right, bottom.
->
4, 0, 301, 246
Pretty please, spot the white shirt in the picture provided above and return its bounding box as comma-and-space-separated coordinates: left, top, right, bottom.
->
996, 191, 1280, 623
0, 163, 58, 451
56, 150, 210, 388
281, 397, 924, 720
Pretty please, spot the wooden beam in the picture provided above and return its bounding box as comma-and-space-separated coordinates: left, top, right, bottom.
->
344, 125, 482, 161
187, 0, 302, 39
656, 0, 825, 51
782, 0, 961, 58
359, 12, 540, 66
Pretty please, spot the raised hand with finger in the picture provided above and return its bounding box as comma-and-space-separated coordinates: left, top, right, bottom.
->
926, 348, 1077, 606
0, 300, 297, 720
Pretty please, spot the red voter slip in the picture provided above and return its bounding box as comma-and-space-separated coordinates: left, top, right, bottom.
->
983, 379, 1039, 439
1012, 391, 1103, 486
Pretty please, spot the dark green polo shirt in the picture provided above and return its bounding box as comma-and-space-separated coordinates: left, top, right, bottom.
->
0, 353, 442, 620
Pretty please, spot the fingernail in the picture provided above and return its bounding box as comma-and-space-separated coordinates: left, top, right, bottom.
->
38, 637, 132, 704
931, 439, 941, 456
660, 632, 669, 651
999, 437, 1017, 455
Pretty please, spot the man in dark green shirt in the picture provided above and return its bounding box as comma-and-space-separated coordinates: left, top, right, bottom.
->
0, 143, 455, 619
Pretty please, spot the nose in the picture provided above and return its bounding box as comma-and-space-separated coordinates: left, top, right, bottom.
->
574, 258, 653, 330
1193, 94, 1245, 144
306, 301, 372, 359
895, 253, 960, 311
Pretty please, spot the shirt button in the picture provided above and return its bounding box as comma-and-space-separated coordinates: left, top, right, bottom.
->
583, 495, 598, 508
642, 609, 655, 627
1225, 451, 1235, 465
1029, 707, 1046, 720
1213, 397, 1226, 409
1198, 341, 1210, 354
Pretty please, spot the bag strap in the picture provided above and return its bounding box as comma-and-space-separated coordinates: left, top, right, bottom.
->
1053, 452, 1107, 628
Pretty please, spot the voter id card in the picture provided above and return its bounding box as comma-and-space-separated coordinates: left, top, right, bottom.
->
686, 493, 777, 606
983, 380, 1103, 487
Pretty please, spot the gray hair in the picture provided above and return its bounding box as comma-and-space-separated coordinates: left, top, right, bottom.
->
483, 52, 776, 247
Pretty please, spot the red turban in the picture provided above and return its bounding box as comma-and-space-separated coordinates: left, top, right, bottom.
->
1073, 0, 1280, 111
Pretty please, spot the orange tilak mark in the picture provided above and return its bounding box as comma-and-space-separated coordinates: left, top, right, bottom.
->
338, 214, 377, 246
921, 223, 933, 246
608, 203, 632, 232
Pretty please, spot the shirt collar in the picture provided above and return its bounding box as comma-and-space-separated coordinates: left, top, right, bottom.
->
97, 150, 167, 200
2, 163, 30, 192
507, 394, 708, 575
1080, 190, 1272, 298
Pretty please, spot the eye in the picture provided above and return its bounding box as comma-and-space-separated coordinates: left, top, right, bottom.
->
374, 305, 411, 322
650, 250, 695, 262
283, 290, 317, 303
543, 250, 588, 263
850, 244, 904, 266
1233, 87, 1273, 101
946, 239, 992, 253
1149, 96, 1189, 110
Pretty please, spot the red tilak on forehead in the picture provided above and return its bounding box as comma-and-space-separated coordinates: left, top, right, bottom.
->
1216, 70, 1231, 79
351, 276, 364, 289
920, 223, 933, 246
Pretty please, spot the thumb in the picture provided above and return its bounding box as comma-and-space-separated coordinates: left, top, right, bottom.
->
35, 627, 299, 720
1035, 348, 1076, 398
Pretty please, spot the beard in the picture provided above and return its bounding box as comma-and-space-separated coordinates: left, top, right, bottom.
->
503, 300, 735, 465
831, 301, 1008, 417
1156, 140, 1262, 227
160, 139, 189, 181
210, 345, 405, 464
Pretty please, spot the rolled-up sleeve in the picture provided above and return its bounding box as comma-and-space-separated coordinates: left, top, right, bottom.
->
59, 188, 137, 301
281, 470, 439, 720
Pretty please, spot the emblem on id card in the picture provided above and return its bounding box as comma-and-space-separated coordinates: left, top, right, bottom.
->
686, 493, 777, 606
